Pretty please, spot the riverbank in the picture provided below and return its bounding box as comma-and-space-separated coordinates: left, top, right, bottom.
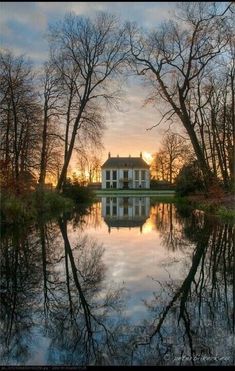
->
186, 193, 235, 220
0, 190, 75, 225
94, 189, 176, 197
1, 188, 234, 226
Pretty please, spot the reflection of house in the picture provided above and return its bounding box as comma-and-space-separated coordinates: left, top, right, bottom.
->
102, 197, 150, 232
101, 153, 150, 189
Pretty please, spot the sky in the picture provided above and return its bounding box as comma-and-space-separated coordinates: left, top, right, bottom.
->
0, 1, 178, 164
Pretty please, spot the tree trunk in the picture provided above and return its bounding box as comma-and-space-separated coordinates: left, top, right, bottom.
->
178, 88, 216, 190
38, 104, 48, 187
11, 91, 20, 194
56, 108, 84, 192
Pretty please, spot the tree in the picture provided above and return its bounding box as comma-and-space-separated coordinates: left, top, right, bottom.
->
129, 2, 234, 190
38, 62, 63, 187
0, 50, 41, 194
48, 12, 129, 192
152, 132, 191, 183
175, 160, 204, 196
76, 143, 103, 184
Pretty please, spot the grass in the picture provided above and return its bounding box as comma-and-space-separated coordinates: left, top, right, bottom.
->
150, 193, 235, 221
216, 206, 235, 220
0, 190, 74, 225
95, 189, 176, 197
185, 197, 235, 222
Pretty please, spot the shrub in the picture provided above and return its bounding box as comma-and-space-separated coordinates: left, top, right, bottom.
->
175, 161, 205, 196
150, 179, 175, 190
0, 190, 74, 225
31, 190, 74, 214
0, 192, 36, 224
62, 178, 94, 203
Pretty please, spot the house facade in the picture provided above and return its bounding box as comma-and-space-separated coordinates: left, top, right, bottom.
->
101, 196, 150, 232
101, 153, 150, 189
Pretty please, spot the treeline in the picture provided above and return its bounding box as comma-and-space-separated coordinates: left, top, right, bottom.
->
0, 3, 234, 197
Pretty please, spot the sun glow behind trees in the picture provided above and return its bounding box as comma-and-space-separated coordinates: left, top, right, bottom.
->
142, 152, 153, 165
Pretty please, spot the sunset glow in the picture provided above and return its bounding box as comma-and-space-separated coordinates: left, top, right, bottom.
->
142, 151, 153, 165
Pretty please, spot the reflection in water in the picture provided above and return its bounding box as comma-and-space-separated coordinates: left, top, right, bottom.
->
0, 197, 234, 365
131, 213, 235, 365
102, 197, 150, 232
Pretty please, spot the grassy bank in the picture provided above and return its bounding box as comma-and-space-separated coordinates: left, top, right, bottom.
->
149, 193, 234, 221
185, 194, 235, 221
95, 189, 176, 197
0, 190, 75, 225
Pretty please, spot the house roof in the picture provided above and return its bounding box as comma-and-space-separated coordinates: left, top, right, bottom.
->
101, 157, 150, 169
104, 218, 147, 228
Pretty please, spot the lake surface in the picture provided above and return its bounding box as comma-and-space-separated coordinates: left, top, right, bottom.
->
0, 196, 234, 366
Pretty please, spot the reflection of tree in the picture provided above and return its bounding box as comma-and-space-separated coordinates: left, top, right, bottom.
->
43, 215, 128, 365
150, 203, 190, 251
131, 214, 235, 365
1, 204, 234, 366
66, 201, 102, 232
0, 226, 42, 364
0, 214, 129, 365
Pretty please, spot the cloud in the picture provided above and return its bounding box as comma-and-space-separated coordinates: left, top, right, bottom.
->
0, 2, 47, 31
0, 1, 178, 157
0, 1, 176, 63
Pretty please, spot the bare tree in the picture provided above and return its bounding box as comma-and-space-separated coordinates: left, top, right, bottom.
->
38, 62, 63, 187
128, 2, 234, 190
47, 12, 129, 192
0, 50, 41, 193
152, 132, 191, 183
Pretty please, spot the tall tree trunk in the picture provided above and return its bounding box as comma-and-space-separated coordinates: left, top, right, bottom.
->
178, 88, 216, 190
38, 104, 48, 187
56, 110, 83, 192
11, 91, 20, 194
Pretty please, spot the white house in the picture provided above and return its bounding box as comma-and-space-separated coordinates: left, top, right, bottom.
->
101, 153, 150, 189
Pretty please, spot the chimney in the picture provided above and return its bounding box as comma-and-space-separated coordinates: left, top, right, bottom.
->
140, 152, 142, 158
117, 154, 119, 157
129, 154, 131, 158
108, 152, 111, 158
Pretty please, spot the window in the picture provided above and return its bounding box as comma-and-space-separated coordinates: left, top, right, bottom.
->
135, 205, 139, 216
113, 182, 117, 188
112, 197, 117, 204
124, 206, 128, 216
106, 182, 110, 188
124, 170, 128, 179
135, 170, 139, 180
113, 170, 117, 180
106, 170, 110, 180
141, 170, 145, 180
106, 205, 110, 215
113, 206, 117, 216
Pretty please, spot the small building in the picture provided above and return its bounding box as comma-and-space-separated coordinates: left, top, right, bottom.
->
101, 153, 150, 189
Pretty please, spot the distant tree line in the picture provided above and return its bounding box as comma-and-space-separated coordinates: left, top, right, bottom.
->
0, 2, 234, 196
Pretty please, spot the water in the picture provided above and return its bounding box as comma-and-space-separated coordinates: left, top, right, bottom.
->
0, 196, 234, 366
